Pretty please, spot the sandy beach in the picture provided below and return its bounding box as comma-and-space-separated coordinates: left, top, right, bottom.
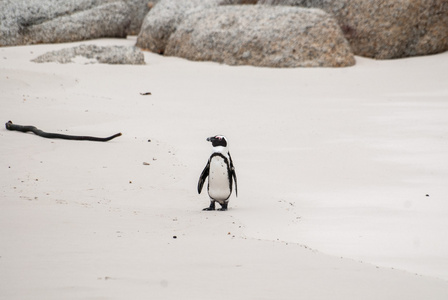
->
1, 37, 448, 299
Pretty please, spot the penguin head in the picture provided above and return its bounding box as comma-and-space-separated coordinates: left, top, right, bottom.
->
207, 135, 228, 149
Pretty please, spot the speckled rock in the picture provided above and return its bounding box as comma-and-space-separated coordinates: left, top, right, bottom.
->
32, 45, 145, 65
258, 0, 448, 59
0, 0, 131, 47
126, 0, 161, 35
164, 5, 355, 68
220, 0, 259, 4
136, 0, 221, 53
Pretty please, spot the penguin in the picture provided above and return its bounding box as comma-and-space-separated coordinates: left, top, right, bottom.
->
197, 135, 238, 211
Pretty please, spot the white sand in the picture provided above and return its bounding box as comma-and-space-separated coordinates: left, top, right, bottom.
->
1, 37, 448, 299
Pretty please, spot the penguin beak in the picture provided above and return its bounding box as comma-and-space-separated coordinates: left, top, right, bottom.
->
206, 136, 213, 142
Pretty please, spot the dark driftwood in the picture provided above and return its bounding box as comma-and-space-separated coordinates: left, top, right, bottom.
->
5, 121, 122, 142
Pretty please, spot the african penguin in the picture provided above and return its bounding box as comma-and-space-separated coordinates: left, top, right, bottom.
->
197, 135, 238, 211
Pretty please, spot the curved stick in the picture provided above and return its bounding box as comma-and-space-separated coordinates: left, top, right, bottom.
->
5, 121, 122, 142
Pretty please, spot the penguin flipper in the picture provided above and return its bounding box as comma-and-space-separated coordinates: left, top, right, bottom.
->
197, 160, 210, 194
228, 152, 238, 197
232, 170, 238, 197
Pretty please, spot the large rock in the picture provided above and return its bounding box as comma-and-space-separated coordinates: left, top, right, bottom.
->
0, 0, 131, 47
136, 0, 221, 53
31, 45, 145, 65
221, 0, 259, 3
164, 5, 355, 67
258, 0, 448, 59
126, 0, 161, 35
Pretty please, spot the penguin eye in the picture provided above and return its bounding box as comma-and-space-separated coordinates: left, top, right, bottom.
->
216, 136, 222, 140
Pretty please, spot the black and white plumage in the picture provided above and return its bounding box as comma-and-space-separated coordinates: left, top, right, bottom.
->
197, 135, 237, 211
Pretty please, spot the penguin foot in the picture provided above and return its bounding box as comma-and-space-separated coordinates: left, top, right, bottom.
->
218, 203, 228, 211
203, 202, 216, 211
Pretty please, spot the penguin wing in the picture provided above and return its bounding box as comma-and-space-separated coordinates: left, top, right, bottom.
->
229, 152, 238, 197
197, 159, 210, 194
232, 169, 238, 197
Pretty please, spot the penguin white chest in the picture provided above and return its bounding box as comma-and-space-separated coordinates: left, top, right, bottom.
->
208, 156, 231, 201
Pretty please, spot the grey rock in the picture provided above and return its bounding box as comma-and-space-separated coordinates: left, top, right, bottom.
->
136, 0, 221, 53
258, 0, 448, 59
0, 0, 131, 47
125, 0, 161, 35
220, 0, 259, 4
165, 5, 355, 67
32, 45, 145, 65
